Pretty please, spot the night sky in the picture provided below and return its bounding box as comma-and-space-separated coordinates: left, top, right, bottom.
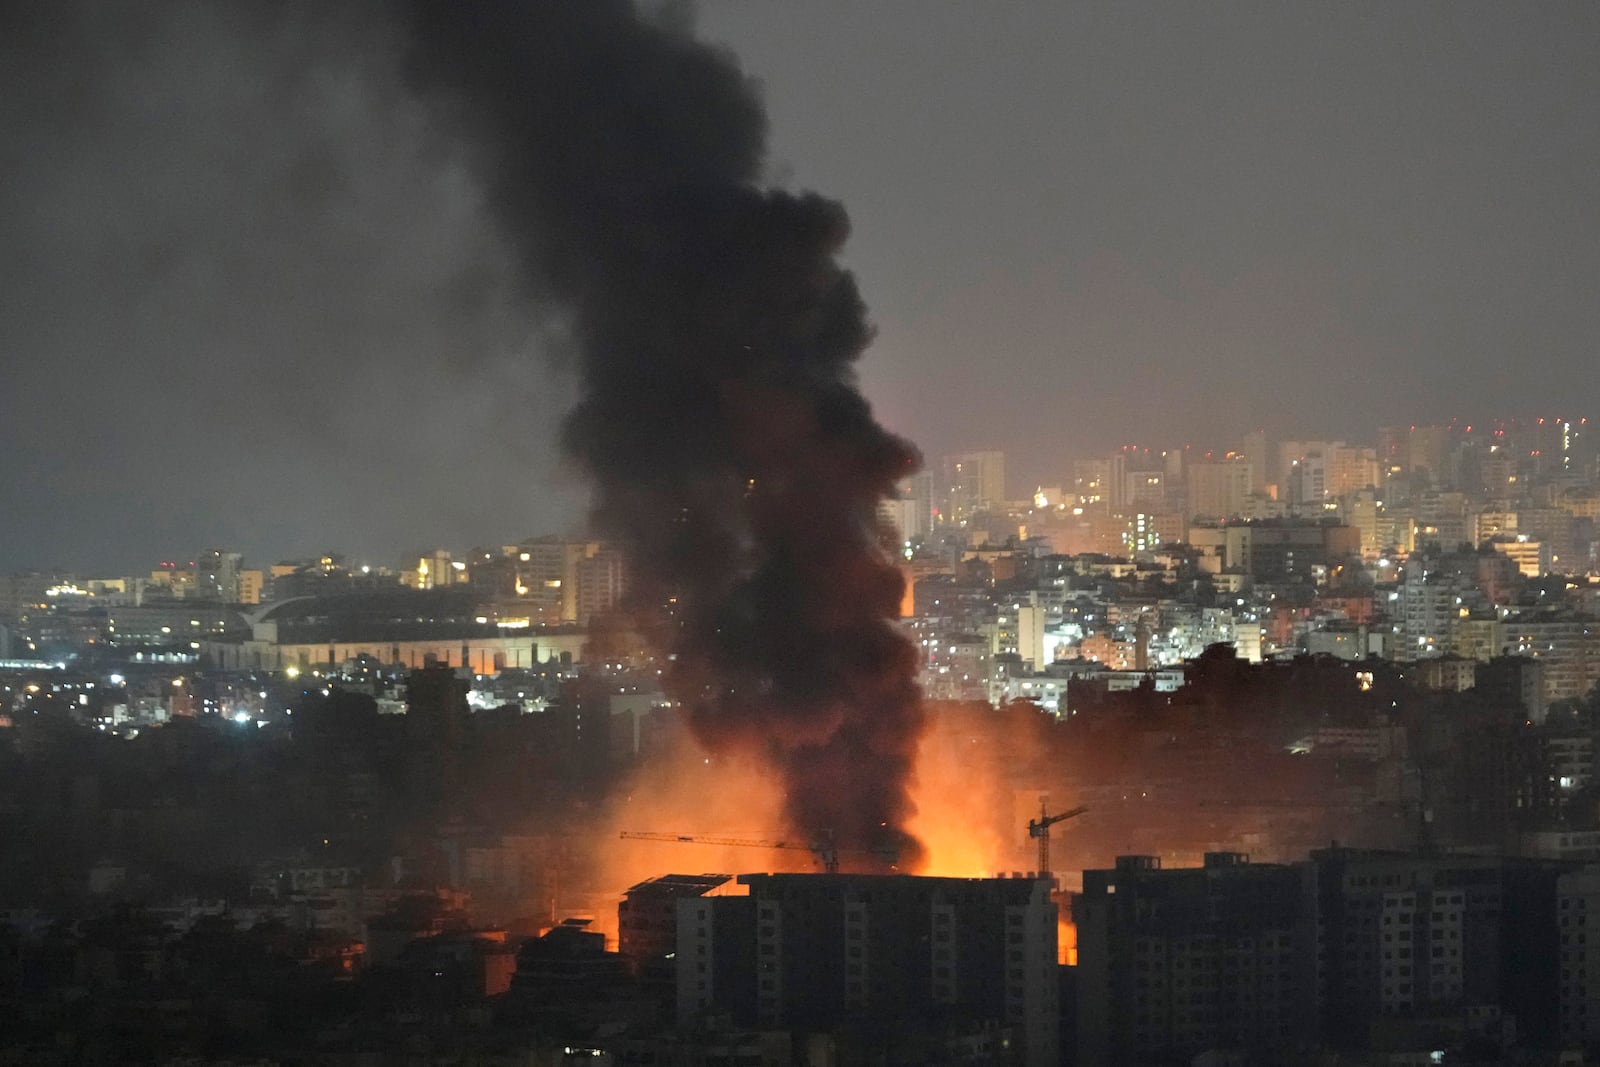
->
4, 2, 1598, 573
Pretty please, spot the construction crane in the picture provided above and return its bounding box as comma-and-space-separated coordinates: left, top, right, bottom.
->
619, 831, 895, 874
1026, 799, 1087, 877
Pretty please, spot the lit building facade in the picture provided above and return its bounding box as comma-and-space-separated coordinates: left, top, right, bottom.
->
942, 451, 1007, 523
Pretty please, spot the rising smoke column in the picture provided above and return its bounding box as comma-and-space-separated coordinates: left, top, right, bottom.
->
398, 1, 926, 867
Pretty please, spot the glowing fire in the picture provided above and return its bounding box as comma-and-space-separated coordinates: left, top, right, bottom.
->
582, 718, 1080, 963
1059, 917, 1078, 966
905, 738, 1008, 879
578, 734, 795, 946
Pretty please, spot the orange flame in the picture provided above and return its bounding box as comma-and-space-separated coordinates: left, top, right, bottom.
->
580, 704, 1079, 956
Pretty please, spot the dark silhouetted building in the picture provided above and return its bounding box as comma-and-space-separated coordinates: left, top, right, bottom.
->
1077, 849, 1565, 1062
679, 873, 1057, 1067
619, 872, 731, 977
1075, 853, 1312, 1066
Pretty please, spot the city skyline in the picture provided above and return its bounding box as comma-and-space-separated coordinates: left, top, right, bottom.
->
5, 411, 1592, 576
9, 5, 1600, 1061
5, 3, 1600, 571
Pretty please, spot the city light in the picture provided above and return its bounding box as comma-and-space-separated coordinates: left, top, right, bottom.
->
1, 3, 1597, 1056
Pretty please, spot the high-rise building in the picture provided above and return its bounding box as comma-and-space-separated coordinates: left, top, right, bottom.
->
1518, 507, 1578, 572
1121, 511, 1174, 556
0, 572, 58, 625
1187, 458, 1252, 520
1221, 520, 1361, 583
1376, 426, 1406, 471
1309, 849, 1562, 1051
1397, 557, 1467, 659
575, 544, 629, 624
235, 568, 264, 605
1342, 489, 1385, 559
513, 537, 614, 623
1413, 490, 1472, 550
195, 550, 243, 603
619, 873, 733, 979
151, 561, 198, 598
1238, 429, 1269, 495
1107, 451, 1131, 510
1472, 510, 1519, 545
1016, 595, 1049, 671
1500, 611, 1598, 705
1123, 468, 1168, 510
1327, 445, 1379, 498
409, 549, 461, 590
1071, 458, 1112, 506
1558, 867, 1600, 1043
1078, 849, 1564, 1061
1075, 853, 1312, 1066
1408, 425, 1452, 482
1276, 440, 1372, 505
1488, 536, 1551, 579
942, 451, 1007, 522
680, 873, 1058, 1067
906, 470, 934, 536
403, 664, 469, 807
880, 471, 934, 542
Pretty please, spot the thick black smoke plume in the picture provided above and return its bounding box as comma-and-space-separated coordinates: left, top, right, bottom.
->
398, 2, 926, 867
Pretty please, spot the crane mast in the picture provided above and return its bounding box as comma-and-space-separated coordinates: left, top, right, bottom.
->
1026, 798, 1087, 878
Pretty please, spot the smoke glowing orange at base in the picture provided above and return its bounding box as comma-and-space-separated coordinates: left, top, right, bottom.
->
575, 714, 1078, 961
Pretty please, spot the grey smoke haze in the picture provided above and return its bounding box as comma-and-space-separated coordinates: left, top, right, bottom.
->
695, 2, 1600, 475
1, 1, 582, 573
4, 2, 1600, 572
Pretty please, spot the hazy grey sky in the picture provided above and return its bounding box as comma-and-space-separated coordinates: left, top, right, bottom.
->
4, 2, 1598, 571
696, 2, 1600, 460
